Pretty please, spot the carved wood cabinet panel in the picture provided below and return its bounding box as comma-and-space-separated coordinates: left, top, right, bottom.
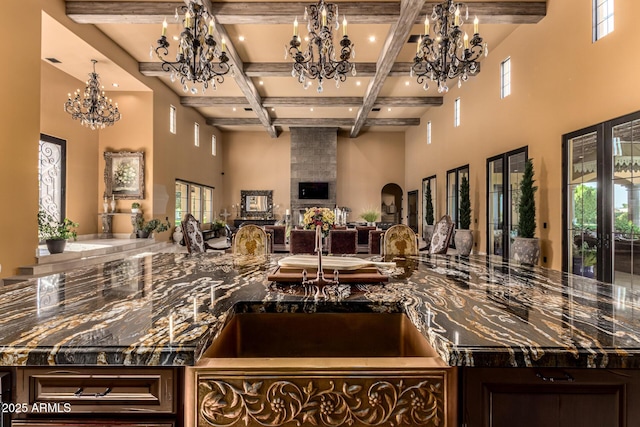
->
195, 368, 456, 427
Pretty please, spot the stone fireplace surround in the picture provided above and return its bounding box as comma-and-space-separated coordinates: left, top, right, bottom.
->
290, 127, 337, 225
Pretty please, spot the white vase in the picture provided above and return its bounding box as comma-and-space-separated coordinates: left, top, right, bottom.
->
103, 202, 109, 213
110, 199, 116, 213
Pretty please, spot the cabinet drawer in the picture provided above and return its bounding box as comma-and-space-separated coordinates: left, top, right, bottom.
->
12, 422, 174, 426
16, 368, 177, 415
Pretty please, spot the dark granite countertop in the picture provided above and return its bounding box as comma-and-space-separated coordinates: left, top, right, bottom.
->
0, 252, 639, 368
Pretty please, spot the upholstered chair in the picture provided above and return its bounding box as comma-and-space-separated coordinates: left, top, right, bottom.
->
382, 224, 419, 257
289, 229, 317, 254
264, 225, 286, 252
232, 224, 270, 256
327, 229, 358, 255
368, 229, 385, 255
356, 226, 376, 252
182, 213, 215, 254
429, 215, 454, 255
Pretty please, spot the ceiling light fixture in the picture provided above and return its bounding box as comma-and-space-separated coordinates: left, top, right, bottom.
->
286, 0, 355, 92
411, 0, 488, 93
64, 60, 121, 130
154, 0, 231, 94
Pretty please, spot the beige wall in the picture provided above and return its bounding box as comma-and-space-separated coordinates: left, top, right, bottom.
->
0, 0, 42, 278
221, 130, 406, 223
337, 131, 406, 222
41, 61, 100, 235
405, 0, 640, 270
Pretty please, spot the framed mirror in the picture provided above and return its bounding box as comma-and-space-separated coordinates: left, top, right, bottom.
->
240, 190, 273, 218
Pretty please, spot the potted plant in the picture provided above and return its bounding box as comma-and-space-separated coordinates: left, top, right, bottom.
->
136, 217, 171, 238
454, 176, 473, 256
131, 202, 141, 214
424, 181, 435, 245
512, 159, 540, 265
360, 208, 380, 226
37, 210, 79, 254
212, 219, 227, 238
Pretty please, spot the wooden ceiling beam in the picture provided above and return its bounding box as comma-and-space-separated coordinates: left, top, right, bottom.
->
206, 117, 420, 127
198, 0, 279, 137
351, 0, 426, 137
67, 1, 546, 25
182, 96, 442, 108
141, 62, 416, 77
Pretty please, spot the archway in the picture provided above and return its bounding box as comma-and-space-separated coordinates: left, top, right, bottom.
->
381, 183, 403, 225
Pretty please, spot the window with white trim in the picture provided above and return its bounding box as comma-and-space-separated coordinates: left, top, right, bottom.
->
594, 0, 614, 41
427, 121, 432, 145
175, 180, 214, 225
454, 98, 461, 128
194, 123, 200, 147
501, 57, 511, 99
169, 105, 176, 134
212, 135, 217, 156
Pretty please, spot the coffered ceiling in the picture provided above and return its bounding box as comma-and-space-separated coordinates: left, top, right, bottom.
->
48, 0, 546, 136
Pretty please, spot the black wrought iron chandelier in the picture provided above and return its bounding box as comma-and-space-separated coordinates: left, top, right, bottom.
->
286, 0, 355, 92
411, 0, 488, 93
154, 0, 231, 94
64, 60, 121, 130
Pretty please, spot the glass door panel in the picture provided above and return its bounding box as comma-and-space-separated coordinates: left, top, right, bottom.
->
175, 182, 188, 225
486, 148, 526, 260
488, 159, 503, 256
566, 131, 599, 278
38, 135, 66, 222
611, 119, 640, 287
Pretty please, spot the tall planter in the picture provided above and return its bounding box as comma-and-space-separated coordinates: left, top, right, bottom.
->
512, 159, 540, 265
455, 176, 473, 256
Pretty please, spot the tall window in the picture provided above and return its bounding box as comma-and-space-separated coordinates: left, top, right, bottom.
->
169, 105, 177, 134
594, 0, 614, 41
454, 98, 461, 128
501, 57, 511, 99
194, 123, 200, 147
175, 180, 214, 225
446, 165, 469, 229
212, 135, 217, 156
427, 121, 432, 145
39, 134, 66, 222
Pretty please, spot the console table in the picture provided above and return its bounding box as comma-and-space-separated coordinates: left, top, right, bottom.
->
233, 219, 277, 227
99, 212, 142, 238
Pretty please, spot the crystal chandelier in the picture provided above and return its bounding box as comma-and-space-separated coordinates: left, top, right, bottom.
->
286, 0, 355, 93
154, 0, 231, 94
64, 60, 121, 130
411, 0, 488, 93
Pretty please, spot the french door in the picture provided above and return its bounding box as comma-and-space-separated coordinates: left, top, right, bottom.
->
563, 110, 640, 286
407, 190, 418, 232
486, 147, 527, 259
38, 134, 66, 221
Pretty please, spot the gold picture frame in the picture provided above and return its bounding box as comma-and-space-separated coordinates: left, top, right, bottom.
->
104, 151, 145, 200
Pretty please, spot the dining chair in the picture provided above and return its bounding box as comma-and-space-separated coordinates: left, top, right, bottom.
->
382, 224, 419, 257
430, 215, 454, 255
356, 226, 376, 252
368, 229, 385, 255
327, 229, 358, 254
289, 229, 317, 254
182, 213, 215, 254
232, 224, 270, 256
264, 225, 287, 252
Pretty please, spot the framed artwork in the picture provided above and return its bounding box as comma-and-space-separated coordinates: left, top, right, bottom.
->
104, 151, 145, 200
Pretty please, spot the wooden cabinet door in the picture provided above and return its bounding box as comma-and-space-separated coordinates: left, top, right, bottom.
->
461, 368, 639, 427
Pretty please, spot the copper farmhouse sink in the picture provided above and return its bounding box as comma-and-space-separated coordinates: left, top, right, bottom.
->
188, 312, 456, 427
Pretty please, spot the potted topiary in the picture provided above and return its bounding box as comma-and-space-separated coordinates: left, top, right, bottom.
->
424, 181, 435, 246
136, 217, 171, 238
360, 208, 380, 226
37, 210, 79, 254
454, 176, 473, 256
131, 202, 141, 214
512, 158, 540, 265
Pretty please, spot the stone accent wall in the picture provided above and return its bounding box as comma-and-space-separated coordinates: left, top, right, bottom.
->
290, 127, 337, 224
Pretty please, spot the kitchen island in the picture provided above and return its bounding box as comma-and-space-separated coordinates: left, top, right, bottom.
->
0, 252, 639, 426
